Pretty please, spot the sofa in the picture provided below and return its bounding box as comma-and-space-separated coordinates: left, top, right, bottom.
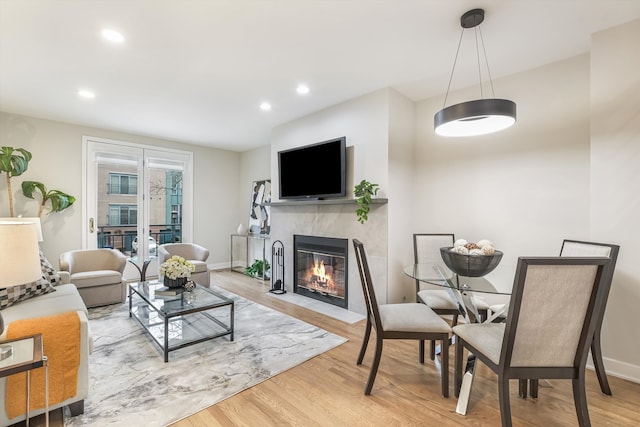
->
0, 280, 90, 425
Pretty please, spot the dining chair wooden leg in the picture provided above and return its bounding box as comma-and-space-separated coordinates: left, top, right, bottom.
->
498, 375, 513, 427
518, 379, 528, 398
419, 340, 425, 364
429, 340, 436, 360
591, 332, 612, 395
357, 319, 372, 365
530, 379, 538, 398
451, 314, 459, 327
572, 374, 592, 427
454, 338, 463, 397
440, 335, 449, 398
364, 335, 384, 395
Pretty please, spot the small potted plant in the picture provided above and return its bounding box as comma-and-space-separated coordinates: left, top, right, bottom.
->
354, 179, 379, 224
245, 259, 270, 280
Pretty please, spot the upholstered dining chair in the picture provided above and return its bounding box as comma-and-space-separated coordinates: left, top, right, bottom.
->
158, 243, 210, 286
514, 239, 620, 399
414, 233, 489, 360
353, 239, 451, 397
453, 256, 610, 427
558, 240, 619, 396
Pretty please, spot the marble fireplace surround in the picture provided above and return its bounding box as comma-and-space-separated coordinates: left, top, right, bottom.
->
269, 200, 388, 316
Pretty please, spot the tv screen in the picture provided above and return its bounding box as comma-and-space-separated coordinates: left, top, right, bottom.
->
278, 137, 346, 200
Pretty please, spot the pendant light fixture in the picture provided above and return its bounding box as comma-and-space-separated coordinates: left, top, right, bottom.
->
434, 9, 516, 137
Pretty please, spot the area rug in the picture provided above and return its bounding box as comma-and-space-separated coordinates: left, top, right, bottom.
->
64, 285, 347, 426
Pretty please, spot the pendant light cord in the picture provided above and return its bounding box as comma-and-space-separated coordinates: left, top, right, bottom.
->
442, 28, 465, 109
474, 26, 483, 99
443, 19, 497, 108
478, 25, 496, 99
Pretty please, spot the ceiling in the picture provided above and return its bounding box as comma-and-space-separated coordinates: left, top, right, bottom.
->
1, 1, 639, 152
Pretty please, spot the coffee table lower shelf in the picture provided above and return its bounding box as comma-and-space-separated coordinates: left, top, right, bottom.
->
128, 282, 235, 362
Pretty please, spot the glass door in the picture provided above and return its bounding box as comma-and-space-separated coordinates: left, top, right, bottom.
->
84, 140, 143, 256
83, 138, 193, 278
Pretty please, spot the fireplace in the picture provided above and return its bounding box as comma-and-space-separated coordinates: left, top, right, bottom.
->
293, 235, 348, 309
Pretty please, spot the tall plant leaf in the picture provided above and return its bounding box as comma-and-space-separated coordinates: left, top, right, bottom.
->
21, 180, 76, 217
0, 146, 32, 216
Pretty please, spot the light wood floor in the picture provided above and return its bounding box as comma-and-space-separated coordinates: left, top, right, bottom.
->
21, 270, 640, 426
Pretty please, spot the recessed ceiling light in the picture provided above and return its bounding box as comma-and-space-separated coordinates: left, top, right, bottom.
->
101, 28, 125, 43
296, 84, 310, 95
77, 89, 96, 99
260, 102, 272, 111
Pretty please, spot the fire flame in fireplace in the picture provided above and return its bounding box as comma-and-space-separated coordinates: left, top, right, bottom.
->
313, 260, 326, 278
312, 260, 330, 286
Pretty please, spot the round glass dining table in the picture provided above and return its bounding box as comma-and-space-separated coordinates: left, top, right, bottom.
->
404, 262, 511, 322
404, 261, 512, 415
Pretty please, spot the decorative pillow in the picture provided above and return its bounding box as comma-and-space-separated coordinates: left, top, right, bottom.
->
0, 250, 58, 310
0, 276, 55, 310
39, 249, 62, 286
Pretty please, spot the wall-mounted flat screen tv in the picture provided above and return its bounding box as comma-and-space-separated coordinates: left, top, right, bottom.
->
278, 137, 346, 200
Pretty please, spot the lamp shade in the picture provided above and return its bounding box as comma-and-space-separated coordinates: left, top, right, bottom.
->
0, 221, 42, 288
0, 217, 43, 241
434, 99, 516, 137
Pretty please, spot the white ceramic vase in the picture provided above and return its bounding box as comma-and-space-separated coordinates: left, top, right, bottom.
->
236, 223, 248, 235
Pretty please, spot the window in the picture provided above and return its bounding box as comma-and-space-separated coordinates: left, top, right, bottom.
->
85, 137, 193, 257
109, 204, 138, 225
109, 173, 137, 195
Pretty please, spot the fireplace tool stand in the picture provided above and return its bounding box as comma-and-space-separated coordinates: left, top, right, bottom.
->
270, 240, 286, 294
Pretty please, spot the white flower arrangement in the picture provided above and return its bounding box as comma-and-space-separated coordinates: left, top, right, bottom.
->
159, 255, 195, 279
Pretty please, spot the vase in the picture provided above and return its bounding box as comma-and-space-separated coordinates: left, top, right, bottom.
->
164, 276, 188, 288
236, 223, 248, 235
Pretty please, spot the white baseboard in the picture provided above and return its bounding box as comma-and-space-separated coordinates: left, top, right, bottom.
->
209, 262, 230, 271
590, 356, 640, 385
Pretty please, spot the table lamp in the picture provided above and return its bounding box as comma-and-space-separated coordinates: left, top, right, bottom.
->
0, 217, 43, 242
0, 221, 42, 360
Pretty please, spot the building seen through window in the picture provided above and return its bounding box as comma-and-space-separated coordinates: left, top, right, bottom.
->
97, 163, 182, 254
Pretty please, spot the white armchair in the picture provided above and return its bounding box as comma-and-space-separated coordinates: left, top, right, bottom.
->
158, 243, 210, 286
59, 248, 127, 308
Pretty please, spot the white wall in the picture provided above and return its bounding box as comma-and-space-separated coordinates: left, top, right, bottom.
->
590, 18, 640, 381
387, 89, 416, 302
0, 112, 244, 271
237, 145, 272, 266
411, 54, 592, 298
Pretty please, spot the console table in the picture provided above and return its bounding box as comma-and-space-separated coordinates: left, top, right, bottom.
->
230, 234, 270, 281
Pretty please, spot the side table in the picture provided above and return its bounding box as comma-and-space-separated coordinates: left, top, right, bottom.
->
128, 257, 153, 281
0, 334, 49, 427
230, 233, 270, 280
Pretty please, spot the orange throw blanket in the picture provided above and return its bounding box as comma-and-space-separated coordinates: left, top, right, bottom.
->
6, 311, 80, 419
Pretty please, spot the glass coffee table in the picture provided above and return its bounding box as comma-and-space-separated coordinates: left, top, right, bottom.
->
129, 281, 234, 362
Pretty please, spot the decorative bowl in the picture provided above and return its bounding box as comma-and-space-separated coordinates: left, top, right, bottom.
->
440, 247, 503, 277
164, 276, 188, 288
